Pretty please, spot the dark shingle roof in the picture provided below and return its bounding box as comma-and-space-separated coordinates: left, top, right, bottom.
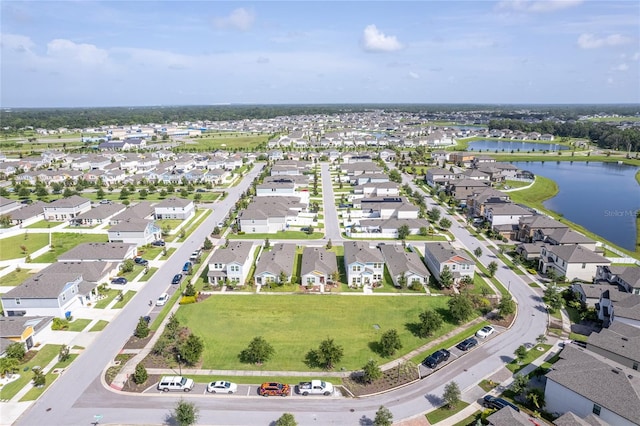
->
254, 243, 296, 276
301, 247, 337, 276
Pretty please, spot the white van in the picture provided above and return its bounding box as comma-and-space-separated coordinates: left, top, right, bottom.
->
156, 293, 169, 306
157, 376, 194, 392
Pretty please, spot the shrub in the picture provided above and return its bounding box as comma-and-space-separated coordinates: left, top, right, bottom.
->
179, 296, 198, 305
132, 363, 148, 384
52, 317, 69, 330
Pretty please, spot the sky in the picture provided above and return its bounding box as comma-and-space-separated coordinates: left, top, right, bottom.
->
1, 0, 639, 107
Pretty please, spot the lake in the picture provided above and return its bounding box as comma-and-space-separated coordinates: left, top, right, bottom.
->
512, 161, 639, 252
469, 140, 570, 152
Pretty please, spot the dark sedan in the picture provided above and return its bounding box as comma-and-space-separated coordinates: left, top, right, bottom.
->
456, 337, 478, 351
422, 349, 451, 369
111, 277, 128, 285
151, 240, 165, 247
171, 274, 183, 285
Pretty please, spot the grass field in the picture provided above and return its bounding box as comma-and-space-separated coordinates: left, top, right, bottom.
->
0, 344, 61, 400
25, 220, 64, 229
66, 319, 92, 332
89, 320, 109, 332
176, 133, 270, 151
0, 233, 49, 260
425, 401, 470, 424
0, 268, 36, 286
176, 294, 462, 371
32, 233, 108, 263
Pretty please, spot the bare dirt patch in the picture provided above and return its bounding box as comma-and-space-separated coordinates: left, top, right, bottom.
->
122, 331, 155, 350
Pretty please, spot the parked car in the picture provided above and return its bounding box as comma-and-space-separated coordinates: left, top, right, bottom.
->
151, 240, 165, 247
134, 257, 149, 266
111, 277, 128, 285
456, 337, 478, 351
258, 382, 290, 397
156, 293, 169, 306
476, 326, 496, 339
182, 261, 193, 274
171, 274, 183, 285
207, 380, 238, 394
157, 376, 194, 392
483, 395, 520, 412
422, 349, 451, 369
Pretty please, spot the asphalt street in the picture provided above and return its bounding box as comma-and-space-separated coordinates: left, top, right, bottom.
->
13, 163, 548, 426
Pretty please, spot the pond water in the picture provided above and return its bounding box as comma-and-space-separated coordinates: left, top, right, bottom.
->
469, 140, 570, 152
511, 161, 639, 251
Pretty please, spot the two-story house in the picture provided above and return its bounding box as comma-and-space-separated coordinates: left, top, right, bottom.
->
207, 241, 256, 286
343, 241, 385, 289
154, 198, 195, 220
539, 245, 610, 282
423, 242, 475, 286
42, 195, 92, 221
380, 244, 430, 289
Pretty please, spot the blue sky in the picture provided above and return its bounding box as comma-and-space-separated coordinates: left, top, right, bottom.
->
1, 1, 639, 107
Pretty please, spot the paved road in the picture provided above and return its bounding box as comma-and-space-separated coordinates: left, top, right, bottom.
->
14, 163, 547, 426
320, 162, 343, 242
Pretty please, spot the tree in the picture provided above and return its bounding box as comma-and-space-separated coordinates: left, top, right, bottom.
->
325, 239, 332, 250
166, 313, 180, 337
193, 193, 202, 203
448, 294, 475, 323
543, 282, 563, 312
378, 329, 402, 357
240, 336, 274, 364
487, 261, 498, 277
373, 405, 393, 426
388, 169, 402, 183
515, 345, 528, 363
177, 333, 204, 366
315, 338, 344, 370
119, 187, 130, 200
139, 189, 148, 199
174, 399, 199, 426
58, 344, 70, 362
264, 238, 270, 249
134, 316, 150, 338
32, 367, 46, 387
497, 294, 516, 318
5, 342, 26, 361
428, 207, 441, 222
474, 247, 482, 257
275, 413, 298, 426
439, 217, 452, 230
439, 265, 454, 288
132, 362, 148, 384
121, 258, 135, 273
362, 359, 382, 384
202, 238, 213, 250
443, 381, 461, 408
536, 334, 548, 345
96, 188, 105, 199
305, 225, 314, 235
62, 187, 75, 198
0, 356, 19, 377
417, 309, 443, 338
183, 282, 196, 296
0, 214, 12, 228
511, 373, 528, 396
397, 224, 410, 240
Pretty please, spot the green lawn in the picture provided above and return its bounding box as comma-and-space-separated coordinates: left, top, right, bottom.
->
89, 320, 109, 332
66, 318, 92, 332
175, 133, 269, 150
426, 401, 470, 424
506, 344, 552, 373
32, 233, 107, 263
138, 267, 158, 281
176, 295, 462, 371
19, 373, 57, 401
120, 264, 145, 281
53, 353, 78, 370
0, 344, 61, 400
94, 289, 120, 309
25, 220, 64, 229
0, 233, 49, 260
0, 268, 36, 286
113, 290, 136, 309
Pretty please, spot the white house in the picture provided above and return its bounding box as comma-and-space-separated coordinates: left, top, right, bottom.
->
207, 241, 256, 286
154, 198, 195, 220
343, 241, 384, 289
300, 247, 338, 292
423, 242, 475, 285
539, 245, 610, 282
42, 195, 92, 221
107, 219, 161, 246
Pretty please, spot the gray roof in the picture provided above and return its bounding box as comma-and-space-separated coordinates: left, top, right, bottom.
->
44, 195, 91, 209
239, 196, 303, 220
58, 242, 136, 261
546, 345, 640, 425
3, 272, 81, 299
109, 218, 153, 232
257, 181, 295, 190
210, 241, 254, 266
112, 201, 155, 221
613, 294, 640, 321
553, 412, 609, 426
544, 245, 610, 265
587, 322, 640, 363
379, 244, 430, 278
520, 215, 567, 230
0, 196, 18, 208
43, 261, 114, 282
343, 241, 384, 266
9, 201, 46, 220
0, 316, 53, 338
74, 202, 126, 220
486, 203, 533, 216
424, 241, 474, 265
263, 175, 309, 185
154, 197, 193, 208
254, 243, 296, 276
486, 406, 530, 426
615, 266, 640, 288
301, 247, 337, 276
546, 228, 594, 245
574, 283, 626, 300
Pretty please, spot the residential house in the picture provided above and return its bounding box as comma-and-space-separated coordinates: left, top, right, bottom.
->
544, 345, 640, 426
515, 242, 543, 261
485, 407, 537, 426
110, 201, 155, 224
485, 203, 534, 239
256, 180, 296, 196
351, 181, 400, 200
357, 218, 431, 238
380, 244, 430, 288
42, 195, 92, 221
539, 245, 610, 282
253, 243, 296, 287
597, 290, 640, 329
446, 179, 491, 202
0, 196, 20, 214
300, 247, 338, 292
58, 242, 137, 263
154, 198, 195, 220
586, 322, 640, 371
542, 228, 597, 251
207, 241, 256, 286
343, 241, 384, 288
0, 316, 53, 354
70, 202, 126, 227
237, 196, 305, 234
107, 219, 161, 246
425, 168, 458, 188
572, 283, 626, 309
596, 265, 640, 295
353, 197, 419, 220
518, 215, 568, 242
465, 187, 511, 217
423, 242, 475, 285
461, 168, 490, 181
449, 152, 475, 167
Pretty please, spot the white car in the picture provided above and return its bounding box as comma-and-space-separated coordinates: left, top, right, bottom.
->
207, 380, 238, 394
156, 293, 169, 306
476, 325, 496, 339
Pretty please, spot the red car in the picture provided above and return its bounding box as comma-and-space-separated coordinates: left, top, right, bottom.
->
258, 382, 290, 397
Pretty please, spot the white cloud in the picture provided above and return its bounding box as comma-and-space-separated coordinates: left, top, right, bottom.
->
632, 52, 640, 61
212, 8, 255, 31
0, 33, 35, 53
47, 39, 109, 65
496, 0, 583, 13
408, 71, 420, 79
611, 63, 628, 72
577, 33, 632, 49
361, 25, 403, 52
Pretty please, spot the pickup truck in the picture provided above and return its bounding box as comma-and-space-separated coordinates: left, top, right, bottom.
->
296, 380, 334, 396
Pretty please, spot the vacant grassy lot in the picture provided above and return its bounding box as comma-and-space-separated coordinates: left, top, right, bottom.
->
176, 294, 460, 371
176, 133, 269, 150
32, 233, 108, 263
0, 233, 49, 260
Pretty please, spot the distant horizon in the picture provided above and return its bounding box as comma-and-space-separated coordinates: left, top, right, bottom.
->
2, 1, 638, 107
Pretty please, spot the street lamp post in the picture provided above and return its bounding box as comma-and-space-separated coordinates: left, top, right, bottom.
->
177, 354, 182, 376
